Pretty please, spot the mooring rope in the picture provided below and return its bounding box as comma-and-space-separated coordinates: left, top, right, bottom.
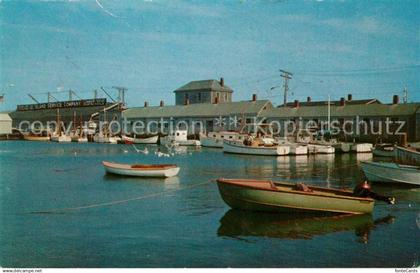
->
28, 181, 212, 214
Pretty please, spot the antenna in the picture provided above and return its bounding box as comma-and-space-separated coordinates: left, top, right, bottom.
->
279, 69, 293, 107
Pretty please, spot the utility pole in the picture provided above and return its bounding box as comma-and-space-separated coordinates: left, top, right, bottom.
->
279, 69, 293, 107
403, 86, 408, 103
69, 89, 73, 101
93, 89, 98, 99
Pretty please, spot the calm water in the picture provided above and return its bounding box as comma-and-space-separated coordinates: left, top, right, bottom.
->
0, 141, 418, 268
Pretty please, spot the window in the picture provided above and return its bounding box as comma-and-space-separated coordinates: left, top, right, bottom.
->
229, 136, 233, 139
198, 93, 201, 102
176, 132, 180, 136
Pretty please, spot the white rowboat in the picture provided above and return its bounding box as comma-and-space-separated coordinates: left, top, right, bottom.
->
102, 161, 180, 178
121, 135, 159, 144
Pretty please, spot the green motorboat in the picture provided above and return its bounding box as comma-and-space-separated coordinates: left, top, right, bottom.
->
215, 178, 375, 214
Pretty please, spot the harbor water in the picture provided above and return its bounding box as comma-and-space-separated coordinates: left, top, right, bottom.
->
0, 141, 418, 267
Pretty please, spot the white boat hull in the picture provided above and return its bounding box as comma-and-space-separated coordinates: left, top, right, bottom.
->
51, 135, 72, 142
361, 161, 420, 186
200, 137, 223, 148
333, 143, 351, 153
160, 137, 200, 146
122, 135, 159, 144
289, 145, 308, 155
103, 163, 180, 178
94, 135, 118, 144
223, 140, 290, 156
351, 143, 373, 153
307, 144, 335, 154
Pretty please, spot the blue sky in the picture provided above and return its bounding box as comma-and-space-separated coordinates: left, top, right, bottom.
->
1, 0, 419, 110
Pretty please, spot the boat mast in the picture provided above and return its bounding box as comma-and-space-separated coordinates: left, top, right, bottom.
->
327, 94, 331, 132
56, 108, 61, 136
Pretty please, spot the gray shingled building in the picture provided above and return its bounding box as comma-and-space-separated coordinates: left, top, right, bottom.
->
174, 78, 233, 105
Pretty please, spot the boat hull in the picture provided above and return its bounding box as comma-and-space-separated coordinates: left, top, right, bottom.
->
200, 137, 223, 148
333, 143, 350, 153
103, 161, 180, 178
289, 145, 308, 155
372, 148, 395, 157
216, 179, 374, 214
361, 161, 420, 186
160, 137, 200, 146
51, 135, 72, 142
307, 144, 335, 154
223, 140, 290, 156
122, 135, 159, 144
350, 143, 373, 153
94, 135, 118, 144
23, 135, 50, 141
395, 146, 420, 166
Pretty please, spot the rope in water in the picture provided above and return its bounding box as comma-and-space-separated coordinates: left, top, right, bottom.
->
28, 180, 212, 214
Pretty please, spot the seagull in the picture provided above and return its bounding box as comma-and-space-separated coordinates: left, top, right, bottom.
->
132, 145, 149, 154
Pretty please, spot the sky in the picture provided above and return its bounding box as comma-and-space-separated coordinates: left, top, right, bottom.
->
0, 0, 419, 110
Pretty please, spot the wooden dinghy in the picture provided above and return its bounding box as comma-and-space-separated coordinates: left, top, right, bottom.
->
102, 161, 180, 178
215, 178, 375, 214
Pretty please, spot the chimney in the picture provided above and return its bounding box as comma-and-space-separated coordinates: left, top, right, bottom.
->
220, 77, 224, 87
184, 98, 190, 105
307, 96, 311, 102
347, 93, 352, 101
252, 94, 257, 101
144, 101, 148, 107
294, 100, 299, 108
214, 96, 219, 104
160, 100, 164, 107
393, 95, 399, 104
340, 97, 345, 106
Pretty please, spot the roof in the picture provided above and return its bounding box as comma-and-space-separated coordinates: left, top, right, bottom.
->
0, 113, 12, 121
174, 79, 233, 93
261, 103, 420, 119
123, 100, 272, 119
9, 105, 120, 122
284, 99, 380, 107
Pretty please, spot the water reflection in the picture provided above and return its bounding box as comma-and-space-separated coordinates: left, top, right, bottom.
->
218, 209, 395, 244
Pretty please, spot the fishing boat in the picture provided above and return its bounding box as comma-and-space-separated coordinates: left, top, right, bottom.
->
372, 144, 395, 157
200, 131, 247, 148
93, 133, 119, 144
276, 138, 308, 155
121, 135, 159, 144
395, 146, 420, 166
307, 144, 335, 154
50, 109, 71, 142
160, 130, 200, 146
215, 178, 375, 214
361, 161, 420, 186
350, 143, 373, 153
102, 161, 180, 178
223, 139, 290, 156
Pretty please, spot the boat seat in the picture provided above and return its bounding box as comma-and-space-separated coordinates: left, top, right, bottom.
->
292, 183, 313, 192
